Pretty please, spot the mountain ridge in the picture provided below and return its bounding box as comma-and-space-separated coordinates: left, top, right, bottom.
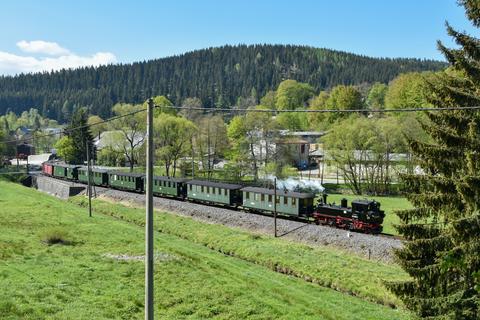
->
0, 44, 446, 121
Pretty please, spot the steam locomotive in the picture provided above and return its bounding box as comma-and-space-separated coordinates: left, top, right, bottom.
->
314, 194, 385, 234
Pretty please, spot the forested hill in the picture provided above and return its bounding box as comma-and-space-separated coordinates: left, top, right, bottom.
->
0, 44, 446, 121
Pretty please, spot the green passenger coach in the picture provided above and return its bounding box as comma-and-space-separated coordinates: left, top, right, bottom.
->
53, 164, 79, 180
108, 172, 145, 192
240, 187, 315, 217
186, 180, 242, 205
78, 167, 109, 186
152, 176, 188, 198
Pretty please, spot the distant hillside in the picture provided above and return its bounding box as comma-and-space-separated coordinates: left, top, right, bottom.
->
0, 44, 446, 121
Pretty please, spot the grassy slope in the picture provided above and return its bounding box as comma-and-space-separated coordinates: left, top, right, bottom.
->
0, 181, 412, 319
326, 194, 413, 235
69, 196, 409, 308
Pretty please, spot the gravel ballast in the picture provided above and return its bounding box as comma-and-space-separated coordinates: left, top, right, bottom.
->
82, 184, 402, 263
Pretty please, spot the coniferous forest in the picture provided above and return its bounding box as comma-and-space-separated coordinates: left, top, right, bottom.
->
0, 44, 445, 122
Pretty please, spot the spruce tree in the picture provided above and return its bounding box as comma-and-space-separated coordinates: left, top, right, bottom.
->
65, 107, 94, 164
389, 1, 480, 318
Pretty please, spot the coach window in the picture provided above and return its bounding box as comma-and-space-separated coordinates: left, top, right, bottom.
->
201, 186, 204, 192
276, 196, 280, 204
246, 192, 250, 199
284, 196, 288, 205
268, 195, 272, 202
206, 186, 210, 193
224, 189, 228, 196
261, 194, 265, 201
292, 198, 296, 206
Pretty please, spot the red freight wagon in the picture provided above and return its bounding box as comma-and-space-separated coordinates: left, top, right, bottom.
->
42, 162, 53, 176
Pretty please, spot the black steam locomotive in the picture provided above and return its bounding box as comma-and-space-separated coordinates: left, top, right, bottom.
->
313, 194, 385, 233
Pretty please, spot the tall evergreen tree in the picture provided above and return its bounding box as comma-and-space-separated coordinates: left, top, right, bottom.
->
388, 1, 480, 318
65, 107, 94, 164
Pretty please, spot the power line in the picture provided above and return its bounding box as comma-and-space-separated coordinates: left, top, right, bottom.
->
164, 105, 480, 113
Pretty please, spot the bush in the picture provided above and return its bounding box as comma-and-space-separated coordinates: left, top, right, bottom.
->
41, 228, 71, 245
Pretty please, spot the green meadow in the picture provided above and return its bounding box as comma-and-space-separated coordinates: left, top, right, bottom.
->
0, 180, 411, 319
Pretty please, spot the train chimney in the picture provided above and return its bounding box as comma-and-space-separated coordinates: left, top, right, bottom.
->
341, 198, 348, 208
322, 193, 328, 204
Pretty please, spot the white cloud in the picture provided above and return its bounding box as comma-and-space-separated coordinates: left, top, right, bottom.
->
0, 41, 117, 75
17, 40, 70, 56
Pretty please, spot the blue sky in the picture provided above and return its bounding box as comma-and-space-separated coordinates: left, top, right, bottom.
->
0, 0, 477, 75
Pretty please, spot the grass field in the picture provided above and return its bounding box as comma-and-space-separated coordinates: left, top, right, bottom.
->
0, 181, 411, 319
326, 194, 413, 235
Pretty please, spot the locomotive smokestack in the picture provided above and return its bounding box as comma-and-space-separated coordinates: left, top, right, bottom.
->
322, 193, 327, 204
341, 198, 348, 208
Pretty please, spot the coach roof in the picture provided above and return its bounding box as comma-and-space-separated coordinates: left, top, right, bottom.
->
240, 186, 315, 199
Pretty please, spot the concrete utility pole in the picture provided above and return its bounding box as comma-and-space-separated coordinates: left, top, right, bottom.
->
274, 177, 277, 237
145, 98, 154, 320
86, 140, 92, 218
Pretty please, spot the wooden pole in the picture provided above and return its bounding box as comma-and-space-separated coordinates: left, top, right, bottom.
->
274, 177, 277, 237
321, 157, 325, 185
86, 140, 92, 218
145, 98, 154, 320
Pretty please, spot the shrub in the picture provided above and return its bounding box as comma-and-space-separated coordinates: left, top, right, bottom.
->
41, 228, 71, 245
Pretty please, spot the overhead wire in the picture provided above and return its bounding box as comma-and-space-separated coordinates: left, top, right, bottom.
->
1, 104, 480, 145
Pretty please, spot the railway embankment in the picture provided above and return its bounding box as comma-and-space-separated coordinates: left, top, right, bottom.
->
35, 175, 85, 199
90, 185, 403, 263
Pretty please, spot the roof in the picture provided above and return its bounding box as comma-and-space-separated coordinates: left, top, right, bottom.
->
53, 163, 81, 169
153, 176, 189, 183
78, 167, 109, 174
186, 179, 243, 190
108, 171, 145, 178
276, 139, 309, 144
240, 186, 315, 199
309, 149, 324, 157
352, 199, 377, 205
283, 131, 326, 136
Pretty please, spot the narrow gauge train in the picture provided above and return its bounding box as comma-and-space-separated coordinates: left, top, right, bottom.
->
42, 162, 385, 233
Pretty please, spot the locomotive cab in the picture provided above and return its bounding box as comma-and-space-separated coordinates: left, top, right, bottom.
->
351, 200, 385, 224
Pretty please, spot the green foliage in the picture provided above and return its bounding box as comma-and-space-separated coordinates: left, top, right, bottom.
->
259, 90, 276, 109
97, 146, 124, 167
65, 107, 94, 164
276, 111, 308, 130
227, 107, 279, 179
111, 103, 146, 171
322, 115, 408, 195
389, 2, 480, 318
154, 114, 197, 176
87, 115, 106, 138
0, 45, 446, 121
179, 97, 203, 121
194, 115, 228, 178
54, 136, 76, 164
0, 129, 5, 156
275, 79, 314, 110
366, 82, 388, 110
308, 91, 329, 129
325, 85, 364, 122
384, 72, 432, 109
149, 95, 176, 116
